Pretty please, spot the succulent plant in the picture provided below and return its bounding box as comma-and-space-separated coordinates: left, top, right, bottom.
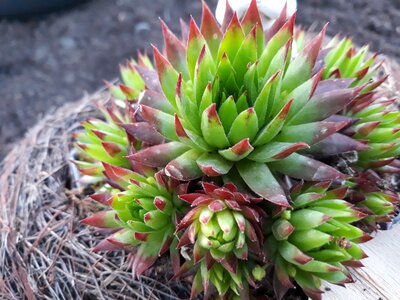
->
346, 170, 399, 226
106, 54, 153, 101
317, 37, 400, 172
322, 37, 381, 88
82, 165, 187, 276
347, 94, 400, 172
265, 181, 370, 299
176, 182, 266, 297
361, 192, 398, 222
315, 36, 400, 224
128, 0, 374, 209
73, 102, 133, 183
73, 99, 166, 183
177, 182, 265, 261
73, 1, 400, 299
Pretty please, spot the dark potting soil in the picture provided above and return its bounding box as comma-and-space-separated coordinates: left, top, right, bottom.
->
0, 0, 399, 159
0, 0, 211, 159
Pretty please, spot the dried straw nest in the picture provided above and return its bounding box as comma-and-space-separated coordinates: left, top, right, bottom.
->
0, 57, 399, 300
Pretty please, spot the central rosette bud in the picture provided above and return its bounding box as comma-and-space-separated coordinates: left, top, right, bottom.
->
177, 182, 264, 262
186, 197, 249, 256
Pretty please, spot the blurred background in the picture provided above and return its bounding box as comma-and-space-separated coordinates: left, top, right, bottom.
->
0, 0, 398, 158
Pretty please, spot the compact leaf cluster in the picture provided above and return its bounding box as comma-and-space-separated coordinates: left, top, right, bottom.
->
74, 1, 400, 299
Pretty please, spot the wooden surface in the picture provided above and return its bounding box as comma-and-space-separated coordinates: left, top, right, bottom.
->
323, 225, 400, 300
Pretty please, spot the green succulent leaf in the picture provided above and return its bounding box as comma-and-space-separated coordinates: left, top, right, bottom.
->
236, 160, 289, 207
201, 104, 230, 149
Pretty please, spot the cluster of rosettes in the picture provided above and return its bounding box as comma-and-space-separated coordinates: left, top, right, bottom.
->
74, 1, 399, 299
265, 181, 370, 299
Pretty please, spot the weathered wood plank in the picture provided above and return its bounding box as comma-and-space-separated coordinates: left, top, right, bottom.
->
324, 225, 400, 300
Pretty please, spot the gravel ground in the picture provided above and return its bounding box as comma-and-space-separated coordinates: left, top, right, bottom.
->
0, 0, 398, 158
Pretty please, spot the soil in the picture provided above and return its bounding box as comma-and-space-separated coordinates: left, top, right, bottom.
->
0, 0, 398, 158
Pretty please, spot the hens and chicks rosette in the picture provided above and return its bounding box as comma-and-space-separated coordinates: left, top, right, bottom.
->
73, 1, 400, 299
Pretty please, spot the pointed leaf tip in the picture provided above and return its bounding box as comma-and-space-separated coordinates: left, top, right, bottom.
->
152, 45, 170, 74
219, 138, 254, 161
81, 211, 120, 229
303, 23, 328, 69
160, 19, 188, 76
201, 0, 222, 58
102, 142, 122, 157
242, 0, 263, 34
272, 142, 310, 160
152, 46, 179, 107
